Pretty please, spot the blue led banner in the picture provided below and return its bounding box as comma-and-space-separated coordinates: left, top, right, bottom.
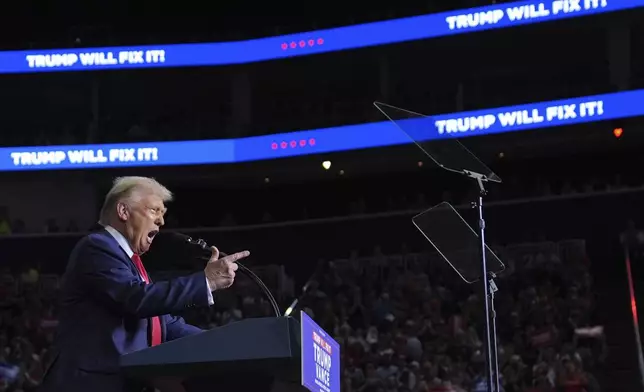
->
2, 89, 643, 172
0, 0, 639, 74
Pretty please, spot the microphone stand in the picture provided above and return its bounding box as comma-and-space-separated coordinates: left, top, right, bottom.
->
183, 236, 282, 317
235, 262, 282, 317
283, 259, 327, 317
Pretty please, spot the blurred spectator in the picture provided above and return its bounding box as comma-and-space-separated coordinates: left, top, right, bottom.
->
0, 207, 11, 235
65, 220, 79, 233
44, 219, 60, 234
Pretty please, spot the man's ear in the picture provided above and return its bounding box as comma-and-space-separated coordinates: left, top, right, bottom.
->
116, 202, 129, 222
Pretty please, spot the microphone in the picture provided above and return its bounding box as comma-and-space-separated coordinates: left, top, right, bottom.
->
283, 259, 327, 317
167, 232, 282, 317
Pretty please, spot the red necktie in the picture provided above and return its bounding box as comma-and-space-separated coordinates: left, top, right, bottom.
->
131, 254, 162, 347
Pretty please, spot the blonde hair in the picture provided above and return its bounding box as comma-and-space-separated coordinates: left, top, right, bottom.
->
99, 176, 173, 225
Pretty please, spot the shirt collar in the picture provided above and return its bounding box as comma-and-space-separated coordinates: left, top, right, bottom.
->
104, 225, 134, 258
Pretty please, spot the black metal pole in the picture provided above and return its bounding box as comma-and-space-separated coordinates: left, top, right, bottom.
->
489, 278, 500, 392
476, 194, 494, 392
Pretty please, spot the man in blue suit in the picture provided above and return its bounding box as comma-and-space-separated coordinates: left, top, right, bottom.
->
40, 176, 250, 392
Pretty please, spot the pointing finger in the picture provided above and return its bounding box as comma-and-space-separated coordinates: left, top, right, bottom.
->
226, 250, 250, 262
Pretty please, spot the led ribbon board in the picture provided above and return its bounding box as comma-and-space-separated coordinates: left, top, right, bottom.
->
0, 0, 639, 74
3, 89, 643, 171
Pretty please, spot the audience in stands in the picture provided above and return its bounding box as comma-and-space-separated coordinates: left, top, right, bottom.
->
0, 237, 602, 392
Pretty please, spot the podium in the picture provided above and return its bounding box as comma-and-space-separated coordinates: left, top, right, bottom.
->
120, 317, 305, 392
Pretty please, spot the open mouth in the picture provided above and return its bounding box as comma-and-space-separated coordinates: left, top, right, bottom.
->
147, 230, 159, 242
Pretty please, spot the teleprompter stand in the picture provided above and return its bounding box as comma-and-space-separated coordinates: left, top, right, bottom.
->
375, 102, 506, 392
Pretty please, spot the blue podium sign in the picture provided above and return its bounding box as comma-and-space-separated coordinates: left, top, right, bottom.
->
300, 311, 341, 392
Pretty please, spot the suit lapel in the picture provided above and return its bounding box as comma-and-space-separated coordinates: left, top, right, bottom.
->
100, 229, 143, 282
99, 229, 166, 342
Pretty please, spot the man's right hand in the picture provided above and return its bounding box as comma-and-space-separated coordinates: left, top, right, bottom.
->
204, 247, 249, 291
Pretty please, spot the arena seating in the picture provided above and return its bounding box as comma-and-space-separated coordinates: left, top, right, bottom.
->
0, 237, 601, 392
1, 178, 634, 391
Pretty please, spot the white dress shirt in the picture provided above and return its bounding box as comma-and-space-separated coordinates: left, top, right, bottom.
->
104, 225, 214, 305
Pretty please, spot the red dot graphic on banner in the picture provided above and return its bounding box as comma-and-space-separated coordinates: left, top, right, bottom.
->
299, 40, 306, 47
290, 42, 296, 48
317, 38, 324, 45
281, 43, 288, 50
272, 139, 318, 152
308, 39, 315, 46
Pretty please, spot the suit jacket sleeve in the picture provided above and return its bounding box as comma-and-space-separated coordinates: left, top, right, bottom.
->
75, 235, 211, 318
164, 315, 204, 341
